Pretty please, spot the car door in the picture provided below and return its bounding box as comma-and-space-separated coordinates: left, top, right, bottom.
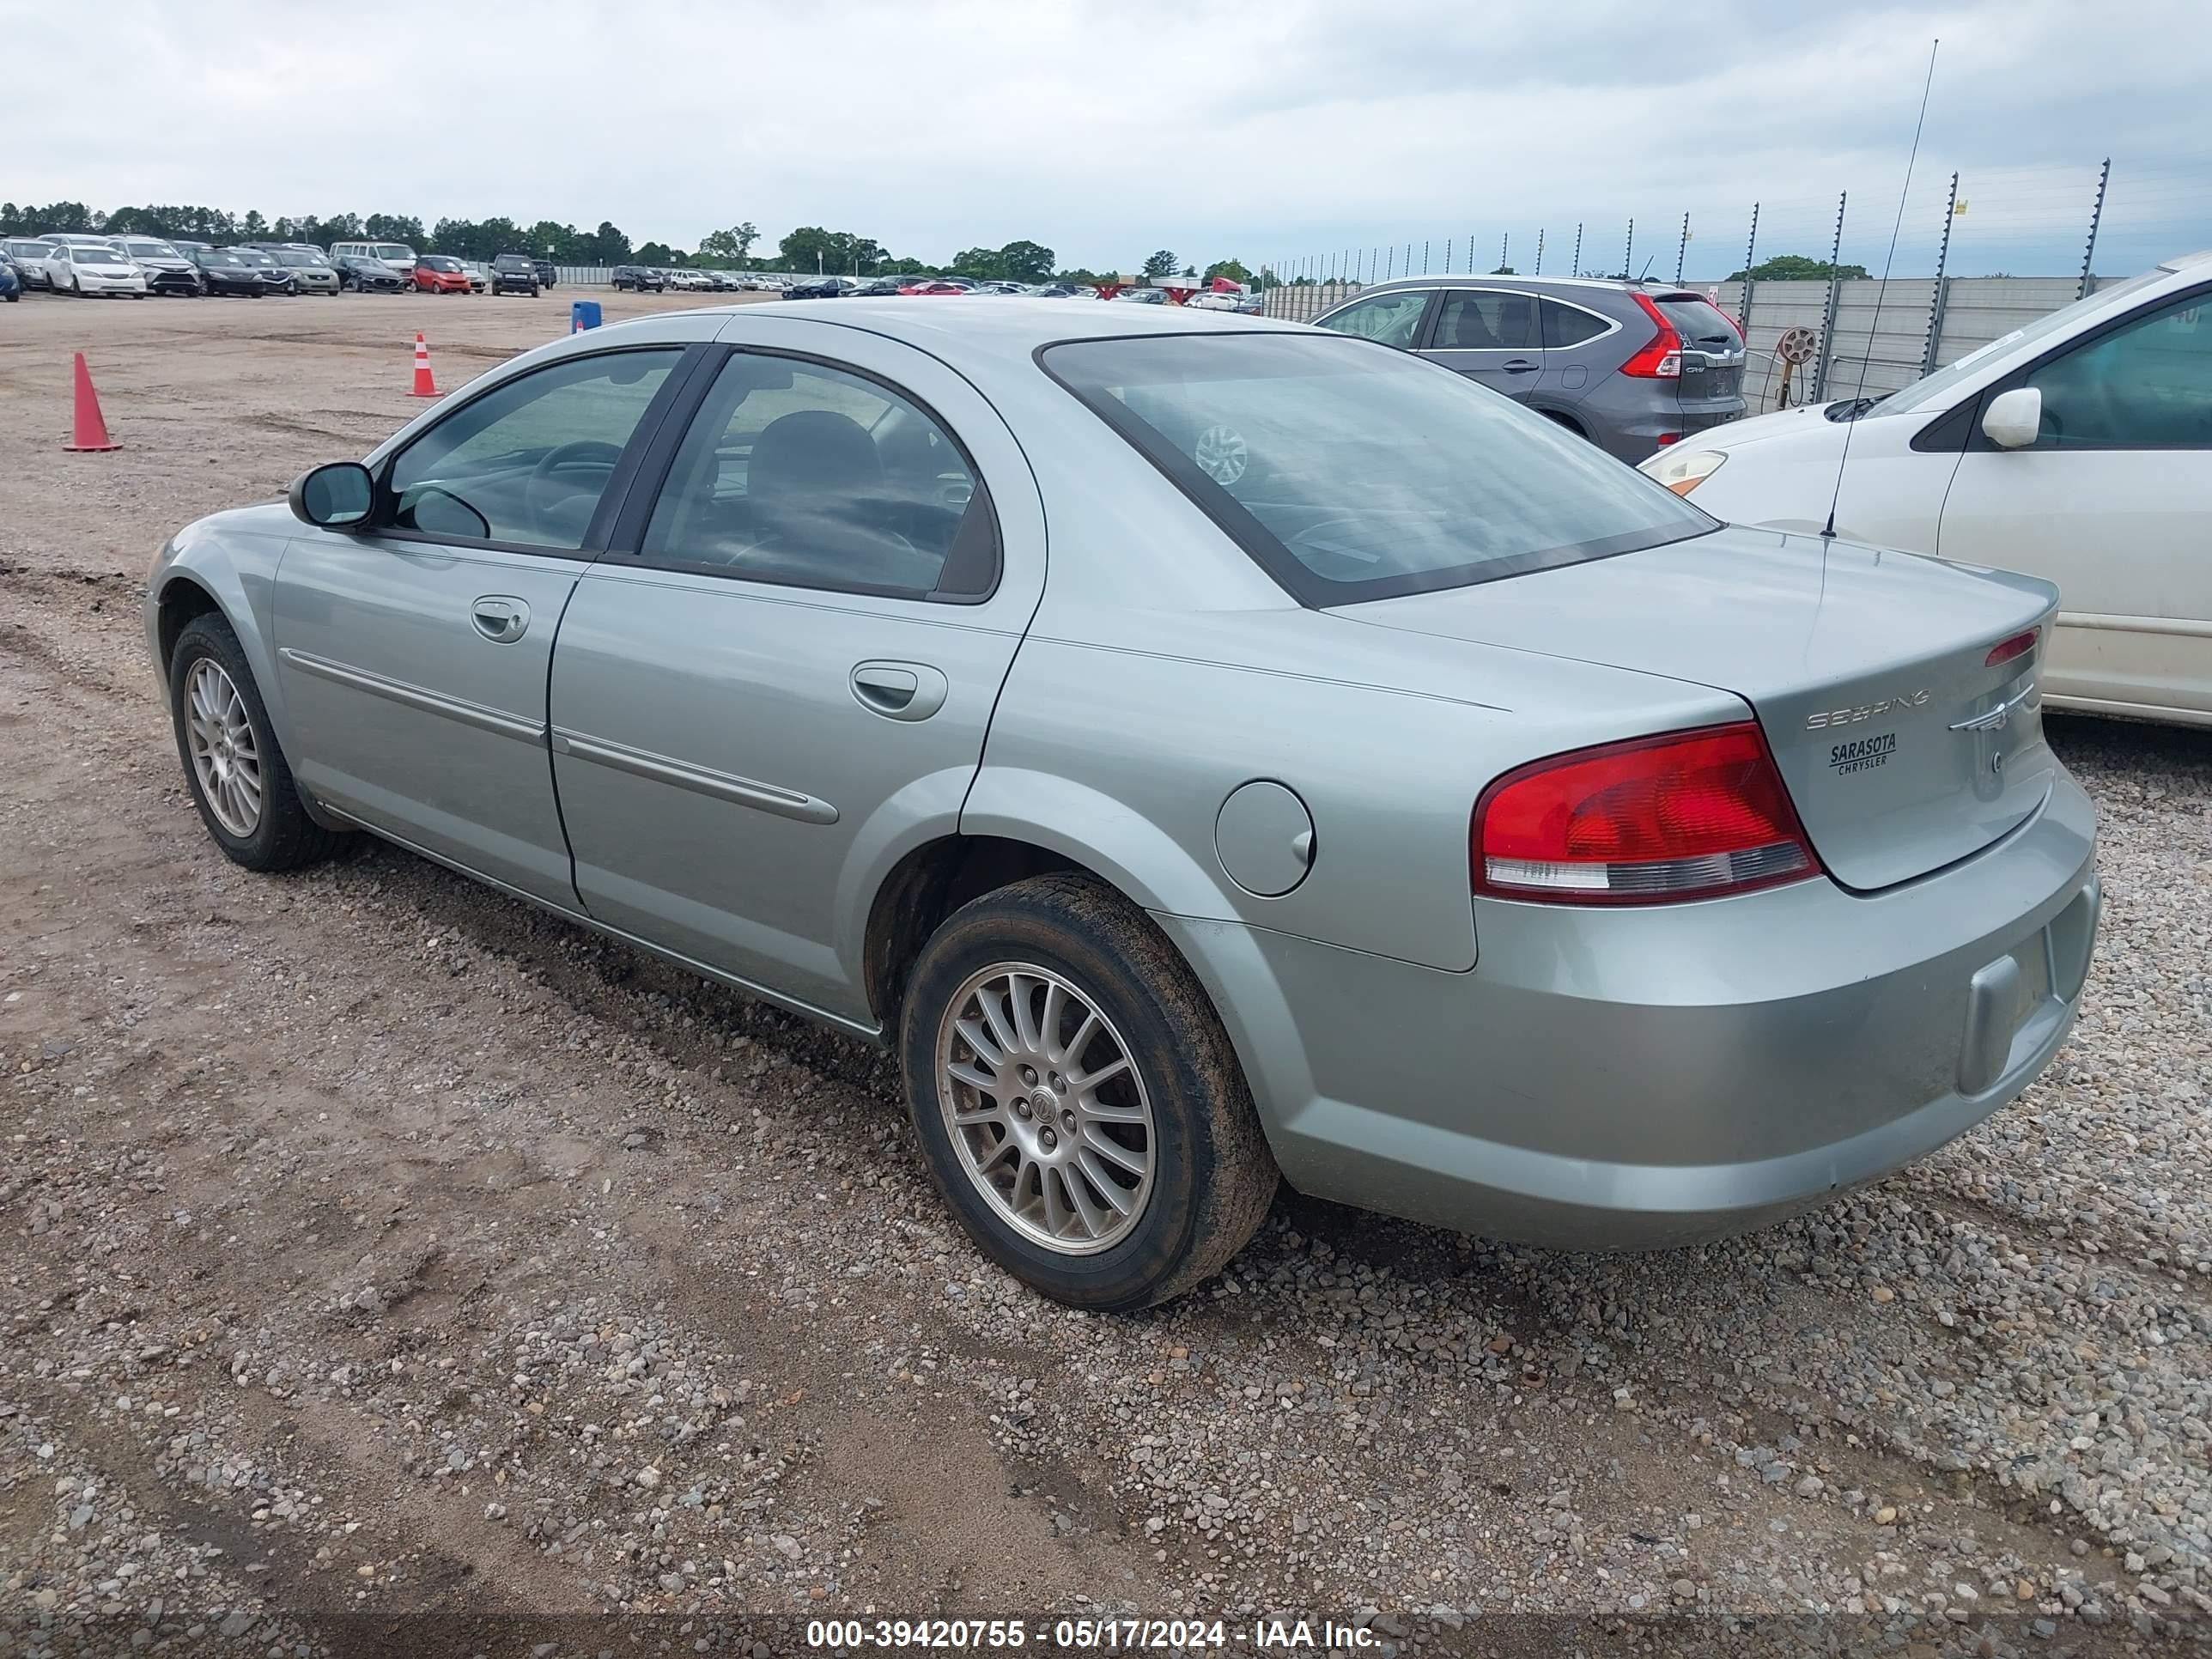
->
1419, 289, 1547, 402
272, 341, 697, 902
1936, 283, 2212, 720
548, 322, 1045, 1024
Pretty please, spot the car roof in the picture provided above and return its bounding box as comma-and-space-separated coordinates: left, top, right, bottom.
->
673, 294, 1288, 361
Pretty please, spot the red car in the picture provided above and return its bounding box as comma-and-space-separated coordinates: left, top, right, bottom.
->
413, 256, 472, 295
897, 278, 970, 295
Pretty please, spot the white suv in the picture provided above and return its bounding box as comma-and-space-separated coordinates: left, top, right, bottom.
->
1647, 249, 2212, 727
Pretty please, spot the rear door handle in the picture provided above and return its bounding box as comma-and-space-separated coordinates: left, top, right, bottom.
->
851, 660, 947, 721
471, 596, 529, 643
1500, 359, 1540, 374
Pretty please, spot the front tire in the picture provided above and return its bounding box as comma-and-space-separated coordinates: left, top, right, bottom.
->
899, 873, 1277, 1310
167, 614, 339, 872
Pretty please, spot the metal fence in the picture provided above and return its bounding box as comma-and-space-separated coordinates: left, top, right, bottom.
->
1251, 153, 2209, 410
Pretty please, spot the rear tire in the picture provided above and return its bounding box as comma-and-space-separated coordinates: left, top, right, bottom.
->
167, 614, 340, 872
899, 873, 1277, 1310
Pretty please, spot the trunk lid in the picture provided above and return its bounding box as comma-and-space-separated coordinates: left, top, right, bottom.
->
1654, 291, 1746, 408
1339, 526, 2059, 891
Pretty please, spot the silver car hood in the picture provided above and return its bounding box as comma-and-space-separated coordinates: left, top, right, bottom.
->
1338, 526, 2062, 892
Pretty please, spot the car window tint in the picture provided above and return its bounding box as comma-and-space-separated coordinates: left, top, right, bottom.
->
1315, 291, 1430, 349
1542, 298, 1610, 349
641, 352, 995, 599
1433, 291, 1536, 351
1044, 332, 1717, 605
2025, 291, 2212, 448
387, 349, 682, 549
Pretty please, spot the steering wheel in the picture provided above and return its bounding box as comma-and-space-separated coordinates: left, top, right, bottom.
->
525, 440, 623, 526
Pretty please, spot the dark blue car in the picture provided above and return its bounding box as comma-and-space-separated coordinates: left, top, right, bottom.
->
0, 254, 21, 301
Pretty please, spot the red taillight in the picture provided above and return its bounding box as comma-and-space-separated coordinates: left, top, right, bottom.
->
1618, 291, 1682, 380
1473, 723, 1821, 905
1984, 628, 2039, 668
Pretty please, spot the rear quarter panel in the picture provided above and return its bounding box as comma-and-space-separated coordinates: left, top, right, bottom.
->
965, 605, 1741, 970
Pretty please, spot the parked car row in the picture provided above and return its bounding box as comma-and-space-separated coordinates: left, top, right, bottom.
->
0, 231, 560, 300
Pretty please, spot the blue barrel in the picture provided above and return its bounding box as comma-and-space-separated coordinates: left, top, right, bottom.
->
570, 300, 603, 333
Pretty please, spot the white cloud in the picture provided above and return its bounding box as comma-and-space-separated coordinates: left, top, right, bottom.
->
7, 0, 2207, 276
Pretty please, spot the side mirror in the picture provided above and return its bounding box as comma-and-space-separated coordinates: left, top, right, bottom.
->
289, 461, 374, 528
1981, 386, 2043, 450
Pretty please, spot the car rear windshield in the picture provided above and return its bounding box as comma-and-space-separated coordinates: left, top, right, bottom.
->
1042, 333, 1718, 605
1654, 295, 1740, 348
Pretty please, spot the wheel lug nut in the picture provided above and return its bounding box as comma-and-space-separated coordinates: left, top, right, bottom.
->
1040, 1127, 1057, 1150
1060, 1109, 1075, 1130
1013, 1100, 1031, 1119
1019, 1066, 1038, 1086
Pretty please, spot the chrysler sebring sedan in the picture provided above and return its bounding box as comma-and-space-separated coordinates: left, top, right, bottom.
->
145, 301, 2100, 1310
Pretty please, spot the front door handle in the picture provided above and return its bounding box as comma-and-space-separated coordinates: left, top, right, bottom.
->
471, 596, 529, 644
1500, 359, 1540, 374
851, 660, 948, 721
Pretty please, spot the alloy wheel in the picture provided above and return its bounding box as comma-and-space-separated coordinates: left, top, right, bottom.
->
935, 963, 1156, 1255
184, 658, 263, 836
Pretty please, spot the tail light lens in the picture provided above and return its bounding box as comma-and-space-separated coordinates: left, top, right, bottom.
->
1984, 628, 2039, 668
1619, 291, 1683, 380
1473, 723, 1820, 904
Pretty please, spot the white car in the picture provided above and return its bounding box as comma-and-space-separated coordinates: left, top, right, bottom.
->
1646, 248, 2212, 727
43, 241, 149, 297
667, 270, 712, 292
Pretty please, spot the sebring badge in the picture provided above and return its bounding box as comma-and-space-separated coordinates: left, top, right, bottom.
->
1804, 689, 1930, 731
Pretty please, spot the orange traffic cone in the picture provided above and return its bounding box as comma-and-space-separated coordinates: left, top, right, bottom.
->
64, 352, 119, 453
408, 333, 439, 398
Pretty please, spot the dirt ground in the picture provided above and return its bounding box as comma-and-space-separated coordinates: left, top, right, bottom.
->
2, 286, 2209, 1657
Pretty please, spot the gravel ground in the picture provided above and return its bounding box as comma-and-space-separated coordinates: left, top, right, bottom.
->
1, 290, 2209, 1658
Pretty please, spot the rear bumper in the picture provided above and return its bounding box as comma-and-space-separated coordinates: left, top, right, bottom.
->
1159, 769, 2099, 1249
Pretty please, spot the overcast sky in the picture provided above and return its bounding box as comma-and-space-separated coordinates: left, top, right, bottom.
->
9, 0, 2209, 277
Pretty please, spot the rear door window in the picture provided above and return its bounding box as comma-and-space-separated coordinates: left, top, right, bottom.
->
1431, 290, 1537, 350
637, 351, 998, 599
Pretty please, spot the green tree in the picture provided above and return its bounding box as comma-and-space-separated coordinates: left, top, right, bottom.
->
1204, 258, 1255, 286
779, 227, 884, 275
635, 241, 676, 266
949, 246, 1004, 281
583, 221, 632, 264
696, 222, 760, 265
995, 240, 1054, 283
1141, 248, 1177, 279
363, 213, 425, 246
1728, 252, 1869, 282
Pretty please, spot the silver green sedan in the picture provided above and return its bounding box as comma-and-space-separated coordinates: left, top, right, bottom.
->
144, 300, 2100, 1310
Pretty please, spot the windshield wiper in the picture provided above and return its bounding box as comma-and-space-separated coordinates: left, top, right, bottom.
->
1823, 392, 1893, 422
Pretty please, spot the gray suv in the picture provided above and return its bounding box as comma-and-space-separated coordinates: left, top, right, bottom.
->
1313, 276, 1745, 461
